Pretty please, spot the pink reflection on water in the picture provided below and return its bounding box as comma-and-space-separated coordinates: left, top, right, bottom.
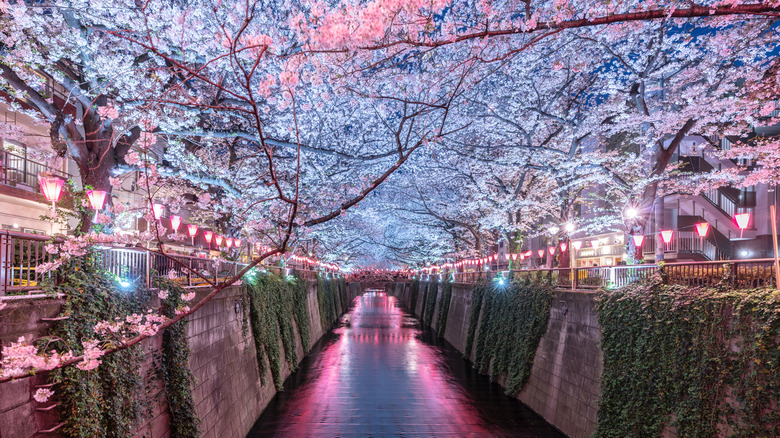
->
258, 291, 494, 437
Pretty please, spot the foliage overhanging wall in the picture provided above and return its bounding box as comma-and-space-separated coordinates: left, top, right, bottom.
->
465, 278, 553, 396
245, 273, 311, 390
435, 281, 453, 337
595, 278, 780, 438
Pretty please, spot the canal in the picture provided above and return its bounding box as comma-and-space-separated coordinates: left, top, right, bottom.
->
247, 290, 565, 437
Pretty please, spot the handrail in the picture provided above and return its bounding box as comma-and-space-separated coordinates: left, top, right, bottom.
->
0, 232, 330, 297
445, 259, 776, 290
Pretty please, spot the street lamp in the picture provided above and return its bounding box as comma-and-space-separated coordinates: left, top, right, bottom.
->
187, 224, 198, 245
39, 176, 64, 219
86, 189, 107, 221
170, 215, 181, 233
204, 230, 213, 250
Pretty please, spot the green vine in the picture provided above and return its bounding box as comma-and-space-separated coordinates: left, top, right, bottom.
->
409, 278, 420, 312
46, 257, 151, 437
595, 278, 780, 438
422, 277, 439, 327
435, 281, 453, 337
246, 273, 308, 390
466, 278, 553, 396
316, 275, 338, 328
154, 278, 199, 438
291, 275, 312, 354
338, 277, 348, 310
464, 280, 488, 358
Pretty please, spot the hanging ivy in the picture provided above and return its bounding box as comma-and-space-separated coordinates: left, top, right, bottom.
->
338, 277, 348, 312
409, 278, 420, 311
316, 275, 338, 328
290, 276, 311, 353
595, 277, 780, 438
466, 278, 553, 396
245, 273, 308, 390
463, 280, 488, 358
154, 278, 199, 438
422, 277, 439, 328
46, 257, 151, 438
435, 281, 453, 337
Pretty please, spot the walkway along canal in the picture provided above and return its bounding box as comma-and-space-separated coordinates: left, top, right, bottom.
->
247, 289, 564, 437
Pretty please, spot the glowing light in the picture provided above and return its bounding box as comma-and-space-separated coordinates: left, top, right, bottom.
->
187, 224, 198, 237
86, 189, 107, 210
572, 241, 583, 250
39, 176, 64, 203
152, 203, 164, 220
735, 213, 750, 237
591, 240, 601, 249
215, 235, 223, 246
549, 225, 560, 234
560, 242, 567, 252
695, 222, 710, 238
537, 249, 544, 258
504, 253, 510, 260
565, 223, 575, 233
234, 239, 242, 247
548, 246, 556, 256
204, 230, 213, 243
511, 253, 518, 261
170, 215, 181, 231
225, 237, 233, 248
632, 235, 645, 247
626, 207, 638, 219
660, 230, 674, 244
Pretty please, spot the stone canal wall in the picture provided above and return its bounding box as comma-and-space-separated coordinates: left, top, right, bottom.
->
0, 281, 359, 438
389, 281, 601, 438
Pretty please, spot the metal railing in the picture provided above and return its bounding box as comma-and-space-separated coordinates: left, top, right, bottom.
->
448, 259, 776, 290
0, 231, 324, 296
0, 150, 70, 193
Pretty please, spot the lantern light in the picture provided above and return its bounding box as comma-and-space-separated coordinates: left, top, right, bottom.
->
86, 189, 107, 221
695, 222, 710, 238
215, 235, 223, 246
170, 215, 181, 231
520, 253, 525, 260
187, 224, 198, 245
225, 237, 233, 249
591, 240, 601, 249
572, 241, 583, 250
525, 251, 533, 257
735, 213, 750, 238
234, 239, 242, 247
564, 223, 575, 233
39, 176, 64, 217
537, 249, 544, 258
505, 253, 511, 261
511, 253, 518, 261
548, 246, 556, 256
626, 207, 639, 219
152, 203, 164, 220
560, 242, 568, 252
660, 230, 674, 251
632, 234, 645, 247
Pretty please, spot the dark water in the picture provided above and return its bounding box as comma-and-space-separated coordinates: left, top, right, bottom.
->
247, 291, 565, 438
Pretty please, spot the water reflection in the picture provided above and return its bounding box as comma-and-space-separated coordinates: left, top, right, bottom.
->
247, 290, 564, 438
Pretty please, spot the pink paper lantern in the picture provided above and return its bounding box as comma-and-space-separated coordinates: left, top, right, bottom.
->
152, 203, 164, 220
548, 246, 556, 256
660, 230, 674, 244
187, 224, 198, 237
695, 222, 710, 238
87, 189, 107, 210
215, 235, 223, 246
39, 176, 64, 203
632, 234, 645, 247
225, 237, 233, 248
572, 241, 583, 250
170, 215, 181, 231
537, 249, 544, 258
560, 242, 567, 252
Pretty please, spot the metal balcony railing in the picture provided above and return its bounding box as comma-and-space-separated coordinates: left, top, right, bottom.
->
0, 231, 324, 296
0, 150, 70, 193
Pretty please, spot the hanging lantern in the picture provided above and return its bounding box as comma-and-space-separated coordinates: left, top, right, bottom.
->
234, 239, 242, 247
548, 246, 556, 256
734, 213, 750, 238
660, 230, 674, 251
525, 251, 533, 257
520, 253, 525, 260
511, 253, 518, 261
39, 176, 64, 217
187, 224, 198, 245
215, 235, 223, 246
632, 234, 645, 247
225, 237, 233, 248
591, 240, 601, 249
86, 189, 107, 222
560, 242, 567, 252
152, 203, 164, 220
695, 222, 710, 238
572, 240, 583, 251
170, 215, 181, 231
505, 253, 511, 261
537, 249, 544, 258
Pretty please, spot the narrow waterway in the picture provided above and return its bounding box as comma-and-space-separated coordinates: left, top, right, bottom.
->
247, 290, 565, 438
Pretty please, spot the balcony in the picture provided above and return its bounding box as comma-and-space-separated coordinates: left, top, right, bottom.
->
0, 150, 70, 195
